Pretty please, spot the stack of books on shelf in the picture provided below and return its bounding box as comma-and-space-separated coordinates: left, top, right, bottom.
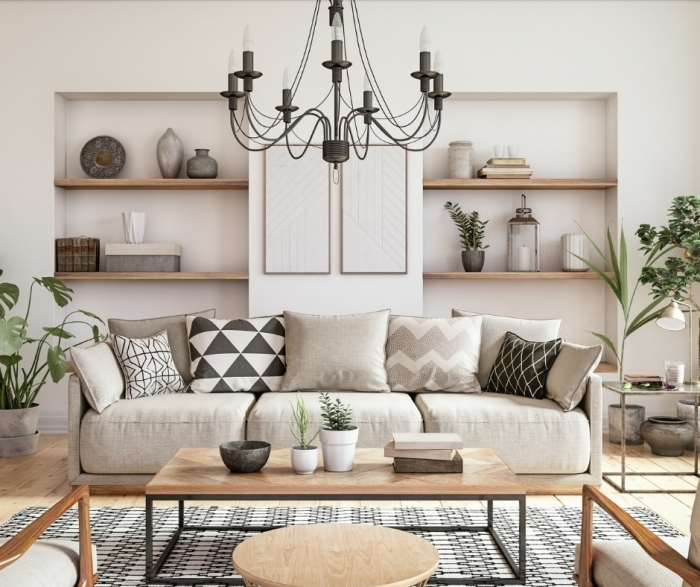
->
477, 157, 533, 179
55, 237, 100, 272
385, 432, 464, 473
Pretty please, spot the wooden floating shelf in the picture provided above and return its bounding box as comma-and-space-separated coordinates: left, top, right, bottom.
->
423, 178, 617, 190
55, 272, 249, 281
423, 272, 612, 280
54, 178, 249, 190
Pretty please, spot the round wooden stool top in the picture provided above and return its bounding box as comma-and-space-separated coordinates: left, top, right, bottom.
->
232, 524, 440, 587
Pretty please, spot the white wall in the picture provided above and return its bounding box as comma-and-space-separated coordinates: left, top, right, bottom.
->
1, 1, 699, 431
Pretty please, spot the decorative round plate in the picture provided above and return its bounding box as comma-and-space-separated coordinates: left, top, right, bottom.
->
80, 136, 126, 178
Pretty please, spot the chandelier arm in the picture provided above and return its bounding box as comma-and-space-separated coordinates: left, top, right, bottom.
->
245, 96, 285, 135
339, 13, 364, 147
244, 98, 287, 142
229, 108, 329, 152
340, 91, 424, 126
289, 0, 322, 99
347, 122, 371, 161
250, 86, 334, 122
230, 109, 282, 147
368, 113, 442, 152
345, 98, 430, 144
284, 117, 327, 160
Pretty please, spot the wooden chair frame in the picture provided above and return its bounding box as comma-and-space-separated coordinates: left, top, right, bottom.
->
575, 484, 700, 587
0, 485, 97, 587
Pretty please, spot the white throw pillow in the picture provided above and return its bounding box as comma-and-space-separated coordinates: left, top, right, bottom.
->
452, 309, 562, 389
545, 342, 603, 411
71, 342, 124, 413
280, 309, 391, 392
386, 315, 482, 392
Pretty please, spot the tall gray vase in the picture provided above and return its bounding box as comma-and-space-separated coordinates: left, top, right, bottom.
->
156, 128, 184, 179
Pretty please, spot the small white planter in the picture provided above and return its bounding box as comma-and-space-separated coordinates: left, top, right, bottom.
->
290, 446, 319, 475
320, 426, 359, 472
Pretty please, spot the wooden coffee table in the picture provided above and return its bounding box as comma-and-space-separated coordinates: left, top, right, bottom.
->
145, 447, 526, 585
232, 524, 440, 587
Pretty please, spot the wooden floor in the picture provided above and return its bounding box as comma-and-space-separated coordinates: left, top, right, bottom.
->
0, 435, 697, 535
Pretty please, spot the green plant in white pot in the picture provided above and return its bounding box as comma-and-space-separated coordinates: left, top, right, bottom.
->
319, 392, 357, 472
288, 392, 321, 475
0, 270, 104, 457
445, 201, 489, 272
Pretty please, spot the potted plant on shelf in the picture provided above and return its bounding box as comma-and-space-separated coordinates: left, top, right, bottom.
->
0, 270, 104, 457
288, 392, 321, 475
444, 201, 489, 272
319, 392, 357, 472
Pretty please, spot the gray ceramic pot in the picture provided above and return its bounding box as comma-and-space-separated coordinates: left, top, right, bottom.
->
187, 149, 218, 179
462, 250, 485, 272
0, 405, 41, 457
608, 404, 645, 445
677, 399, 700, 450
156, 128, 184, 179
219, 440, 271, 473
640, 416, 694, 456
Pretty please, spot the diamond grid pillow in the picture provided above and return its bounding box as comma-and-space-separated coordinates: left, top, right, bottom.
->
486, 331, 562, 399
187, 316, 286, 393
111, 331, 186, 399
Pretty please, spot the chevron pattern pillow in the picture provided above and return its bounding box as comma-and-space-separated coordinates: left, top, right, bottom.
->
111, 331, 186, 399
187, 316, 286, 393
487, 331, 562, 399
385, 315, 483, 392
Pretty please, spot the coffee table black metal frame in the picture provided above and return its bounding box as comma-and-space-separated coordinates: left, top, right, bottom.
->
145, 492, 526, 586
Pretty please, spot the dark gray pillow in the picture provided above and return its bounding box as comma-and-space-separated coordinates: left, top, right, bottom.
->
108, 309, 215, 384
486, 331, 562, 399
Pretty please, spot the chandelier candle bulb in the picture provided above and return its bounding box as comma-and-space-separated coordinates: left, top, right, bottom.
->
420, 25, 431, 51
331, 13, 343, 41
243, 25, 254, 52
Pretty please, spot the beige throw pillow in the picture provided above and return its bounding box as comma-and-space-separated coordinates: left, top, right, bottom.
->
545, 342, 603, 411
452, 309, 562, 389
71, 342, 124, 414
280, 309, 391, 392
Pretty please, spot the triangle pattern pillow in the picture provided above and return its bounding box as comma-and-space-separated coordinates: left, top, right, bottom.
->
187, 316, 286, 393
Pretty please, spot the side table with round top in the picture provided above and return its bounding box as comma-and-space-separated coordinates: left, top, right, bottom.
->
232, 524, 440, 587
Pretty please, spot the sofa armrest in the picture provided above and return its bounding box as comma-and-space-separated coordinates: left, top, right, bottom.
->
68, 374, 89, 484
580, 373, 602, 483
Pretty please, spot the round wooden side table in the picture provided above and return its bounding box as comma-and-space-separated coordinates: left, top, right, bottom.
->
232, 524, 440, 587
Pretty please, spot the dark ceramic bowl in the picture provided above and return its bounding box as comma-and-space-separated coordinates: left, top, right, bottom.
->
219, 440, 271, 473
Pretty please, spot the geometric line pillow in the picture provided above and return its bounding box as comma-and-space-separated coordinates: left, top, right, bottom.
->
385, 315, 483, 392
186, 316, 285, 393
486, 331, 562, 399
111, 330, 186, 400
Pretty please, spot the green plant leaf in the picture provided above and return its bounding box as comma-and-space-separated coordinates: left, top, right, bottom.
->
619, 227, 630, 316
92, 325, 100, 343
0, 316, 27, 355
0, 282, 19, 319
43, 326, 74, 339
47, 345, 67, 383
589, 331, 620, 362
0, 354, 22, 367
35, 277, 73, 308
626, 296, 666, 335
76, 309, 105, 325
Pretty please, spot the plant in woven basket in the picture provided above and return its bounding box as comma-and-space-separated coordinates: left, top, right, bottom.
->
444, 201, 489, 251
319, 392, 353, 431
288, 392, 321, 450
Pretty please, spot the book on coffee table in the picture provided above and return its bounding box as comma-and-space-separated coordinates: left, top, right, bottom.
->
384, 441, 455, 461
393, 452, 463, 473
392, 432, 464, 450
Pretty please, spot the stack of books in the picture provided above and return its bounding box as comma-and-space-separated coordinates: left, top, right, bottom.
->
477, 157, 533, 179
55, 237, 100, 272
385, 433, 464, 473
624, 374, 663, 386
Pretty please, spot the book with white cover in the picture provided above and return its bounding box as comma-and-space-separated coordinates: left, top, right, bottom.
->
384, 441, 455, 461
392, 433, 463, 450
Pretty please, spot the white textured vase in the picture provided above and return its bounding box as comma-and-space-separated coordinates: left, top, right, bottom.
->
290, 446, 319, 475
448, 141, 474, 179
561, 233, 588, 272
122, 212, 146, 244
156, 128, 184, 179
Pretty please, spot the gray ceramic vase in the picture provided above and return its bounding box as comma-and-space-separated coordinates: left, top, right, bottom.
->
608, 404, 645, 445
462, 250, 485, 272
187, 149, 218, 179
0, 404, 41, 457
677, 399, 700, 450
640, 416, 694, 456
156, 128, 184, 179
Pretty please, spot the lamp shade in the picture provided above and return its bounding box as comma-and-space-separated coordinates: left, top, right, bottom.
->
656, 301, 686, 331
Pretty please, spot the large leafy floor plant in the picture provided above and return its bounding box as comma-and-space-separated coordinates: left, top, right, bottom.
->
0, 270, 104, 409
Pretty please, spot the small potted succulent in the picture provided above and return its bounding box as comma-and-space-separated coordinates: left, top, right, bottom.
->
288, 392, 321, 475
444, 201, 489, 272
319, 392, 357, 472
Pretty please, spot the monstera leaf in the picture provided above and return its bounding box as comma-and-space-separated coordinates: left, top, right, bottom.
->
47, 345, 67, 383
34, 277, 73, 308
0, 270, 19, 320
0, 317, 26, 355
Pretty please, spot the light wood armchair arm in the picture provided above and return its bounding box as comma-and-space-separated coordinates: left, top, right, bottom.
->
0, 485, 97, 587
576, 484, 700, 587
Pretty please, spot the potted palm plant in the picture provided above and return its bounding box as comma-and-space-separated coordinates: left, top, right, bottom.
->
0, 270, 103, 457
288, 392, 321, 475
319, 392, 357, 472
444, 201, 489, 272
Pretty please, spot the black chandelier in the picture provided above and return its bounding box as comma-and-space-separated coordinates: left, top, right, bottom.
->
221, 0, 450, 169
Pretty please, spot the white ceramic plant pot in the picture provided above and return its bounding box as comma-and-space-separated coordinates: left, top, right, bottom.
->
290, 446, 319, 475
320, 426, 359, 472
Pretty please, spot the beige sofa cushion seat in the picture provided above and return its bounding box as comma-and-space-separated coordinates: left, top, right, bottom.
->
80, 393, 255, 474
246, 392, 423, 448
415, 392, 590, 474
0, 538, 97, 587
574, 538, 688, 587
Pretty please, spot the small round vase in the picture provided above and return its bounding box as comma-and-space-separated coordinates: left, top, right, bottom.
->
187, 149, 218, 179
462, 250, 485, 272
640, 416, 694, 456
290, 446, 319, 475
156, 128, 184, 179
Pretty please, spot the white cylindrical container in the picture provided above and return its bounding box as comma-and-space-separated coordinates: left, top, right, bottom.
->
561, 233, 588, 272
290, 446, 319, 475
320, 427, 359, 472
448, 141, 474, 179
122, 212, 146, 244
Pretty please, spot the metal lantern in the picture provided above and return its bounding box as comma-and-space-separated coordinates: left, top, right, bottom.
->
507, 194, 540, 272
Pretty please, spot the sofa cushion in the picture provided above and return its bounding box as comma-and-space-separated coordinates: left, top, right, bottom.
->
108, 308, 215, 385
386, 315, 482, 392
280, 310, 390, 392
246, 391, 423, 448
452, 310, 561, 389
415, 392, 590, 474
0, 538, 97, 587
546, 342, 603, 411
80, 393, 255, 474
71, 341, 124, 414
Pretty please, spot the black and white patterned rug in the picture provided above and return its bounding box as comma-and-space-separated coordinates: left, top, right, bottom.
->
0, 505, 685, 587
